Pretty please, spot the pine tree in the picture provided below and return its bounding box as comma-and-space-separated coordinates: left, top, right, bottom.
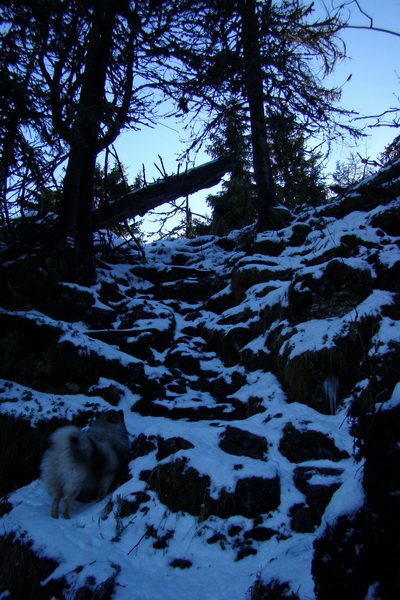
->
0, 2, 65, 226
168, 0, 358, 225
206, 102, 255, 235
1, 0, 359, 274
267, 112, 328, 208
380, 134, 400, 165
1, 0, 194, 281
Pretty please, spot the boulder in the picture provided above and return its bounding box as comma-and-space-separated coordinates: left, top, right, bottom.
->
142, 459, 280, 519
291, 466, 343, 533
219, 426, 268, 460
156, 436, 194, 461
288, 259, 373, 323
279, 423, 349, 463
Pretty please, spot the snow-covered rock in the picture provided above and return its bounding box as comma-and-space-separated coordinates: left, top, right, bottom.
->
1, 163, 400, 599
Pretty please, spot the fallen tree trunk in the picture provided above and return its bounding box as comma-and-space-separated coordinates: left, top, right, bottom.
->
92, 155, 234, 231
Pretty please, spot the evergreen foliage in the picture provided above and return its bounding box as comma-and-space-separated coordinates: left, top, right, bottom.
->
207, 103, 255, 235
169, 0, 358, 218
380, 133, 400, 165
331, 153, 376, 190
1, 0, 361, 278
94, 160, 143, 240
268, 113, 328, 208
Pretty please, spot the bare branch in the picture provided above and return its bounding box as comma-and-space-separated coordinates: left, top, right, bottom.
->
352, 0, 373, 26
346, 24, 400, 38
353, 108, 400, 122
344, 0, 400, 38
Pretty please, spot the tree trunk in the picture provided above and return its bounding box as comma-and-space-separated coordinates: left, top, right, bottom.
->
58, 0, 117, 283
240, 0, 276, 228
58, 146, 85, 280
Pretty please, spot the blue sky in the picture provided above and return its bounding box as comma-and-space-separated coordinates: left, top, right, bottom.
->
325, 0, 400, 164
112, 1, 400, 235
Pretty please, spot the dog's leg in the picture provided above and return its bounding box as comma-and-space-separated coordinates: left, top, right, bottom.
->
97, 472, 115, 500
61, 496, 72, 519
50, 495, 60, 519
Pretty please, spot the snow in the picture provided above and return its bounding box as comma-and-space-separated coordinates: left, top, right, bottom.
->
1, 184, 400, 599
381, 382, 400, 411
0, 378, 358, 599
280, 289, 396, 360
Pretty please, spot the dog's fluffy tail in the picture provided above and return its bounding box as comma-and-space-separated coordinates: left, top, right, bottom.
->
48, 425, 93, 463
49, 425, 80, 447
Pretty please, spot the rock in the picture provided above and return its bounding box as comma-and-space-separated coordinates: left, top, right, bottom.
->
164, 346, 201, 375
170, 559, 192, 569
291, 466, 342, 533
88, 383, 122, 406
51, 282, 95, 318
235, 546, 257, 561
141, 458, 211, 517
206, 532, 226, 545
288, 259, 373, 323
115, 493, 151, 518
228, 525, 242, 537
156, 436, 194, 461
131, 265, 215, 301
142, 459, 280, 519
0, 312, 144, 393
202, 324, 256, 367
157, 277, 215, 301
251, 237, 285, 256
217, 476, 281, 519
243, 526, 276, 541
312, 511, 372, 600
288, 223, 312, 246
272, 312, 380, 412
279, 423, 349, 463
363, 405, 400, 509
361, 404, 400, 599
131, 396, 261, 422
375, 258, 400, 292
369, 205, 400, 237
290, 503, 317, 534
231, 262, 289, 303
219, 426, 268, 460
240, 349, 271, 372
131, 434, 157, 459
312, 395, 400, 599
99, 280, 127, 305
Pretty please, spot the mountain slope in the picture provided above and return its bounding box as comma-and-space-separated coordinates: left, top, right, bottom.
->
1, 160, 400, 600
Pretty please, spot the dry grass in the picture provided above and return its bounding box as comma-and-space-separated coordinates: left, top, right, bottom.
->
0, 531, 65, 600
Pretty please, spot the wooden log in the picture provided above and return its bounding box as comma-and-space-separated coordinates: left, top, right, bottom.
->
92, 155, 234, 231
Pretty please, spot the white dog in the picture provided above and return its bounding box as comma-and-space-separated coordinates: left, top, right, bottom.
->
40, 410, 130, 518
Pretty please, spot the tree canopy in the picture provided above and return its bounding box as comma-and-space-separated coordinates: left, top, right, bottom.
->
1, 0, 361, 281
